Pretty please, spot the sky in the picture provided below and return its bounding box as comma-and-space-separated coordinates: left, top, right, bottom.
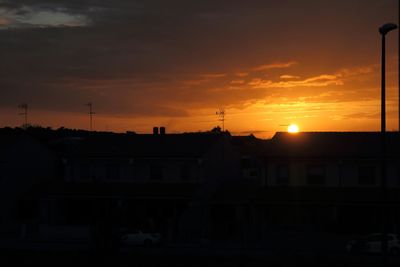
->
0, 0, 398, 138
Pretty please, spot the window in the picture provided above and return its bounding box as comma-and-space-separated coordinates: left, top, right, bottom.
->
241, 156, 259, 169
150, 164, 163, 180
180, 164, 190, 181
263, 164, 268, 187
366, 234, 392, 242
79, 163, 90, 180
396, 166, 400, 186
0, 162, 5, 183
249, 169, 259, 177
106, 163, 121, 180
358, 165, 376, 185
276, 164, 289, 185
241, 157, 251, 168
307, 165, 325, 185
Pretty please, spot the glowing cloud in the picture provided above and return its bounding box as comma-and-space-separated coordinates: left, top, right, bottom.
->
200, 73, 227, 79
0, 17, 11, 26
252, 61, 297, 71
235, 72, 249, 77
249, 74, 343, 89
280, 74, 300, 79
230, 80, 246, 84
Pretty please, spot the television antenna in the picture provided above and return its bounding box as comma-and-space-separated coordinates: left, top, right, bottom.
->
86, 102, 96, 131
216, 108, 225, 132
18, 103, 28, 128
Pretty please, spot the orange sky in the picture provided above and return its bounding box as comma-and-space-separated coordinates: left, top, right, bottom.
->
0, 0, 399, 138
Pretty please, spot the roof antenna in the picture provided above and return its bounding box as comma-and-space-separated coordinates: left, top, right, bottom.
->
18, 103, 28, 128
216, 108, 225, 132
86, 102, 96, 131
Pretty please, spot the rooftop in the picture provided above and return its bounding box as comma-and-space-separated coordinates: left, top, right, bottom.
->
265, 132, 400, 158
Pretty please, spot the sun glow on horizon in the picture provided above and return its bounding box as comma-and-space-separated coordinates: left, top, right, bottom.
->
288, 124, 299, 133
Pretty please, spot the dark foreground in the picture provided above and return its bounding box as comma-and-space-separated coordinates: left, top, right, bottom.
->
1, 245, 400, 267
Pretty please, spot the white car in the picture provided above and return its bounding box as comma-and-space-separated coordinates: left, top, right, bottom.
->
120, 230, 162, 246
346, 233, 400, 255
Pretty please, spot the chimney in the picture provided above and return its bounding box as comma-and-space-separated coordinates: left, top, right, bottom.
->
160, 126, 166, 135
153, 127, 159, 135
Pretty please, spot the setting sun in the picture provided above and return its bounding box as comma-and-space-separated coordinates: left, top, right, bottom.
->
0, 1, 397, 137
288, 124, 299, 133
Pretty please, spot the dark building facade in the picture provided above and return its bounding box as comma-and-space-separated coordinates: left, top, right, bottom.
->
39, 131, 242, 244
3, 128, 400, 247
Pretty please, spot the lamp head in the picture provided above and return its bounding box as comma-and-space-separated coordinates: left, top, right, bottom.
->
379, 23, 397, 35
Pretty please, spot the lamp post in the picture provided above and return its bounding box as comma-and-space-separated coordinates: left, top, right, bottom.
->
379, 23, 397, 133
378, 22, 397, 261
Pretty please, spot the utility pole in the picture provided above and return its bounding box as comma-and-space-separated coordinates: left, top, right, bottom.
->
18, 103, 28, 128
86, 102, 96, 131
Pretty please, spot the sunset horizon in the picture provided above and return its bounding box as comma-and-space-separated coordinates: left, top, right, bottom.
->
3, 1, 400, 264
1, 0, 399, 138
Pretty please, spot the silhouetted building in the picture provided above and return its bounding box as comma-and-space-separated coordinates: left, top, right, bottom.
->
210, 132, 400, 241
0, 133, 58, 238
38, 132, 241, 243
4, 128, 400, 248
263, 132, 400, 187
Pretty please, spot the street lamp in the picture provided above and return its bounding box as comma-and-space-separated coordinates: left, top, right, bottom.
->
379, 23, 397, 133
379, 22, 397, 261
